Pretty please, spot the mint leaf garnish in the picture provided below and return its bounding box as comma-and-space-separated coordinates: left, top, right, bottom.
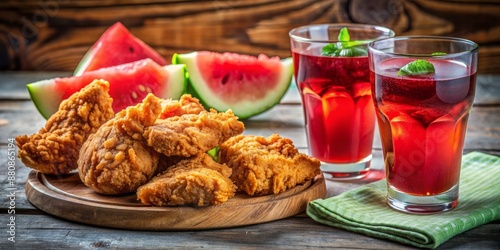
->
397, 59, 435, 76
338, 27, 350, 42
321, 27, 368, 57
431, 52, 447, 56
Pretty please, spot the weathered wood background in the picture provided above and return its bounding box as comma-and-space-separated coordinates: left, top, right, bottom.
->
0, 0, 499, 73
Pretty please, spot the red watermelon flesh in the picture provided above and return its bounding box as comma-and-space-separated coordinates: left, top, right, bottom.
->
74, 22, 167, 76
174, 51, 293, 119
197, 52, 281, 103
28, 59, 186, 119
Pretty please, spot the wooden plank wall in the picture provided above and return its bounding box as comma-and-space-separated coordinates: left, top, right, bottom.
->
0, 0, 499, 73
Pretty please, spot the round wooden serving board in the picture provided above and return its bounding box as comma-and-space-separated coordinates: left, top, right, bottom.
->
26, 171, 326, 230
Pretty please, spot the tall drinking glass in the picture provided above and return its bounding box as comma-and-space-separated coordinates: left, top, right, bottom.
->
289, 24, 394, 179
368, 36, 478, 213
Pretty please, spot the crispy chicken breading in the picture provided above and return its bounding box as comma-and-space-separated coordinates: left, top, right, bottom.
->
144, 109, 245, 157
137, 154, 236, 207
16, 80, 114, 175
220, 134, 321, 196
155, 154, 187, 175
154, 94, 207, 174
78, 94, 162, 195
159, 94, 206, 119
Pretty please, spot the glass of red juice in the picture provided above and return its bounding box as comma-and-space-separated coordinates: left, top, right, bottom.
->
368, 36, 478, 213
289, 24, 394, 179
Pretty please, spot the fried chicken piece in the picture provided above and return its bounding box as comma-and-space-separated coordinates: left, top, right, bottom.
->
144, 109, 245, 157
159, 94, 205, 119
78, 94, 162, 195
155, 154, 187, 175
154, 94, 207, 174
16, 80, 114, 175
220, 134, 321, 196
137, 154, 236, 207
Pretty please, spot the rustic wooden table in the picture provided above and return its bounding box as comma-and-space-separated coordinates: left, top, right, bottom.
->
1, 72, 499, 249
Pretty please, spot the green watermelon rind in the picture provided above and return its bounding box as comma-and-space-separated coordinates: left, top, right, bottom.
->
73, 46, 96, 76
27, 79, 64, 119
160, 64, 188, 99
173, 52, 293, 119
28, 64, 188, 120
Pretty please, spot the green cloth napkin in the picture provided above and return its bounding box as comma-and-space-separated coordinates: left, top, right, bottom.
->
307, 152, 500, 249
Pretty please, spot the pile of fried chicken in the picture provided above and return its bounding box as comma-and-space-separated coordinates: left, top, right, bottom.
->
16, 80, 321, 207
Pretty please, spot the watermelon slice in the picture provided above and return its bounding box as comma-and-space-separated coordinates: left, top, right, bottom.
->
173, 51, 293, 119
74, 22, 167, 76
29, 59, 186, 119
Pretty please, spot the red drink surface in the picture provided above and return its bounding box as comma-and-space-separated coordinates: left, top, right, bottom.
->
293, 52, 375, 163
372, 58, 476, 196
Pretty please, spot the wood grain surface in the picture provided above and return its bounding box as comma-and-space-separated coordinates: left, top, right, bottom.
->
25, 171, 326, 230
1, 0, 499, 73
